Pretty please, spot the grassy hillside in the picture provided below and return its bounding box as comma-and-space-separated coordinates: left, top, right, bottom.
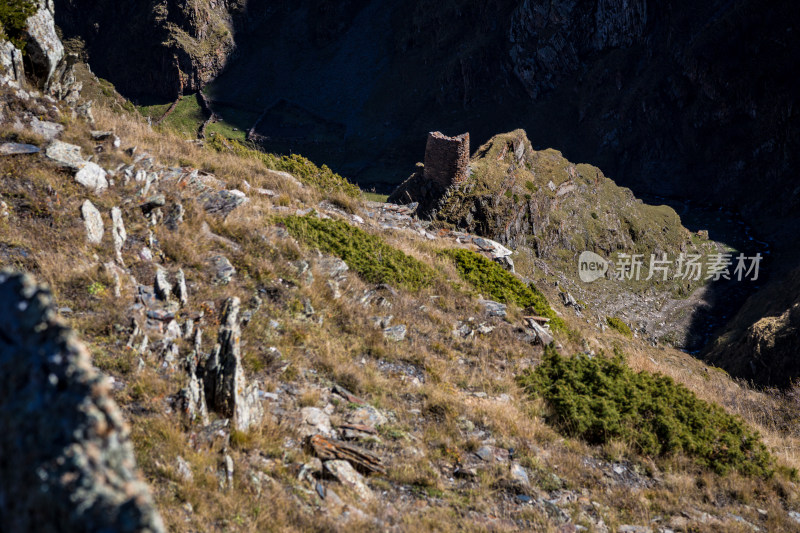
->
1, 69, 800, 532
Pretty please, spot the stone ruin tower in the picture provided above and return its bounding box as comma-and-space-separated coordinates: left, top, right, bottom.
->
423, 131, 470, 188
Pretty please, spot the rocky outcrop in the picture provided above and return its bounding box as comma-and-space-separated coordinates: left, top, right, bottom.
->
24, 0, 65, 87
54, 0, 245, 99
0, 270, 164, 533
201, 297, 264, 432
0, 40, 25, 86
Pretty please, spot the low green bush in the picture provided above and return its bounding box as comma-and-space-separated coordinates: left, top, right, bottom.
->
0, 0, 36, 50
281, 215, 436, 290
606, 316, 632, 338
518, 347, 774, 477
211, 137, 361, 198
444, 248, 563, 329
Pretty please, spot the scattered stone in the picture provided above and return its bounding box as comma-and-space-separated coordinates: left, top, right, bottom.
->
327, 279, 342, 299
371, 315, 393, 329
80, 200, 104, 244
75, 162, 109, 193
154, 268, 172, 301
139, 247, 154, 262
324, 460, 374, 501
177, 364, 209, 426
317, 256, 349, 278
475, 446, 495, 462
220, 454, 234, 490
454, 322, 473, 338
332, 384, 366, 405
0, 40, 24, 86
0, 142, 40, 155
510, 463, 530, 486
384, 324, 407, 341
176, 456, 193, 483
0, 271, 165, 532
561, 291, 579, 309
45, 140, 84, 169
292, 260, 314, 285
494, 255, 515, 273
476, 323, 495, 335
203, 189, 247, 217
300, 407, 333, 438
307, 435, 385, 475
201, 298, 264, 432
164, 321, 183, 342
174, 269, 188, 306
30, 117, 63, 140
90, 130, 113, 141
110, 207, 126, 264
480, 299, 507, 318
140, 194, 166, 215
210, 255, 236, 284
165, 202, 185, 230
528, 320, 554, 346
347, 405, 388, 428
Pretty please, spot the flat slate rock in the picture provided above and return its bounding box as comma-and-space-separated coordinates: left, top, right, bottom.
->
0, 143, 40, 155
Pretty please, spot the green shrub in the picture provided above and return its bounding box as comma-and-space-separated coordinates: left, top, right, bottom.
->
444, 249, 563, 330
0, 0, 36, 50
211, 137, 361, 198
280, 215, 436, 290
606, 316, 632, 338
518, 347, 774, 477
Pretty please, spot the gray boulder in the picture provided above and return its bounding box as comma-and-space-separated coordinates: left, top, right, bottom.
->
30, 117, 63, 140
75, 162, 109, 193
45, 140, 84, 170
111, 207, 126, 264
24, 1, 64, 88
480, 299, 508, 319
0, 270, 164, 532
80, 199, 103, 244
0, 40, 24, 86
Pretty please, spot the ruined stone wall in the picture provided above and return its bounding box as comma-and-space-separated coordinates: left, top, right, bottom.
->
423, 131, 470, 188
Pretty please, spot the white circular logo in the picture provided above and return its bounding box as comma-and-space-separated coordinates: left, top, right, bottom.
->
578, 251, 608, 283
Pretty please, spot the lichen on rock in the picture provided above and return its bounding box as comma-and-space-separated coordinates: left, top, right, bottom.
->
0, 270, 165, 533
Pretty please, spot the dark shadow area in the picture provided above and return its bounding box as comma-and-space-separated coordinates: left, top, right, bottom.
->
640, 194, 773, 356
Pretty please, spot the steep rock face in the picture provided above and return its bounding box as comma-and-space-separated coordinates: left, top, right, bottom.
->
54, 0, 244, 98
0, 271, 165, 533
509, 0, 647, 98
24, 0, 64, 86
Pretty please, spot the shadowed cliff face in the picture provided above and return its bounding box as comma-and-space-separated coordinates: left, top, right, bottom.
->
63, 0, 797, 233
53, 0, 799, 230
54, 0, 247, 99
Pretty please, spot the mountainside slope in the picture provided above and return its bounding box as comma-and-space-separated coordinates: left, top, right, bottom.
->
4, 3, 800, 530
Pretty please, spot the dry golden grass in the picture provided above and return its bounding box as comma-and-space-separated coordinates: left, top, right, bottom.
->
4, 89, 800, 531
